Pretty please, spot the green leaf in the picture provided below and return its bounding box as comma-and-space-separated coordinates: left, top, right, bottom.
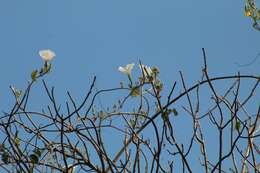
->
30, 154, 39, 164
171, 108, 178, 116
162, 111, 169, 121
14, 132, 20, 147
14, 138, 20, 147
43, 63, 51, 73
99, 111, 105, 120
34, 148, 42, 158
130, 119, 135, 128
11, 87, 22, 98
151, 66, 160, 75
154, 80, 163, 91
2, 151, 9, 164
29, 167, 34, 173
120, 82, 124, 88
130, 87, 140, 97
0, 144, 5, 152
235, 121, 240, 132
31, 70, 38, 81
257, 9, 260, 19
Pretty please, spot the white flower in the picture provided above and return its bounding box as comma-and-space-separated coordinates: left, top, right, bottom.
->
139, 64, 153, 78
39, 49, 55, 61
118, 63, 135, 75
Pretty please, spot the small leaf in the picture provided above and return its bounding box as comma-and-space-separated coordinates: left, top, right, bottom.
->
14, 133, 20, 147
0, 144, 5, 152
29, 167, 34, 173
130, 87, 140, 97
15, 138, 20, 147
257, 9, 260, 19
15, 90, 22, 98
130, 119, 135, 128
151, 66, 160, 75
171, 108, 178, 116
245, 10, 252, 17
30, 154, 39, 164
162, 111, 169, 121
34, 148, 42, 158
98, 111, 105, 120
120, 82, 124, 88
2, 151, 9, 164
235, 121, 240, 131
31, 70, 38, 81
154, 80, 163, 91
43, 63, 51, 73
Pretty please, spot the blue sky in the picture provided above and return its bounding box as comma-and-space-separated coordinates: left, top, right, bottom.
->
0, 0, 259, 172
0, 1, 259, 93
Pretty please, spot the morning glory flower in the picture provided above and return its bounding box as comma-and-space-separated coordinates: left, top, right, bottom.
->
39, 49, 56, 61
118, 63, 135, 75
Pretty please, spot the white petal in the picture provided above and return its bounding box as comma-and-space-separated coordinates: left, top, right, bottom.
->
118, 66, 127, 74
126, 63, 134, 72
39, 49, 56, 61
118, 63, 134, 75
